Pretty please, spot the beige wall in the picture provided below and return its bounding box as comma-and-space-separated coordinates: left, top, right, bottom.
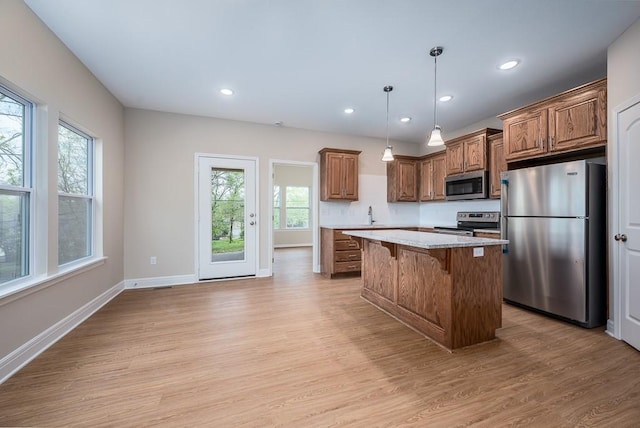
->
273, 164, 314, 247
607, 17, 640, 324
0, 1, 124, 359
124, 108, 420, 278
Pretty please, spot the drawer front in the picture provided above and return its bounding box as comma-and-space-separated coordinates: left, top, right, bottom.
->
335, 260, 362, 273
335, 240, 360, 251
335, 250, 361, 262
333, 230, 354, 241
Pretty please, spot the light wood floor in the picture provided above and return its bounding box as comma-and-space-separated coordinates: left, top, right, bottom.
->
1, 247, 639, 427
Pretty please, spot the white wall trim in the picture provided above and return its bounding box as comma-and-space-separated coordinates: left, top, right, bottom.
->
125, 274, 198, 289
269, 159, 320, 276
0, 281, 124, 385
257, 268, 270, 278
274, 244, 313, 248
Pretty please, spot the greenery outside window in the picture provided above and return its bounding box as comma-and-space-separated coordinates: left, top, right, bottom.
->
0, 85, 32, 286
285, 186, 309, 229
273, 185, 281, 230
58, 122, 94, 265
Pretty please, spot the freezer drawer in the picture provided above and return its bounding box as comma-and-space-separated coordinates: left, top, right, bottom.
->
503, 217, 588, 323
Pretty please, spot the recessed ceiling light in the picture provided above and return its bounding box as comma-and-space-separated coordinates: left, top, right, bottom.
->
400, 117, 412, 123
439, 95, 453, 102
499, 60, 519, 70
344, 108, 355, 114
220, 88, 234, 95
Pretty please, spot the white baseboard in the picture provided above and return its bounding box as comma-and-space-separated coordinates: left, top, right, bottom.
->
273, 244, 313, 248
124, 274, 198, 289
257, 268, 271, 277
0, 281, 124, 385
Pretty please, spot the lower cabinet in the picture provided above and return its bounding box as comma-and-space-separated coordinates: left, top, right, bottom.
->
321, 228, 361, 278
321, 227, 418, 278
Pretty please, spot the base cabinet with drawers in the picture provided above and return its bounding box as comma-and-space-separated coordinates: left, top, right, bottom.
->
321, 228, 363, 278
321, 227, 418, 278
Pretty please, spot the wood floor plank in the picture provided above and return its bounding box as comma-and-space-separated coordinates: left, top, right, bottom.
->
1, 248, 639, 427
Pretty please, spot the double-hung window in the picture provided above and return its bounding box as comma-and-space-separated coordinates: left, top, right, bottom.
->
58, 122, 94, 266
285, 186, 309, 229
0, 85, 32, 286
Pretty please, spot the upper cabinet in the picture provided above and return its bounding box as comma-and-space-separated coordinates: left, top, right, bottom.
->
387, 156, 419, 202
500, 78, 607, 163
419, 151, 446, 201
445, 128, 502, 175
319, 148, 361, 201
488, 133, 505, 199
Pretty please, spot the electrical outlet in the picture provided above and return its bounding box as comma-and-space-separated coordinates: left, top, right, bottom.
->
150, 256, 157, 265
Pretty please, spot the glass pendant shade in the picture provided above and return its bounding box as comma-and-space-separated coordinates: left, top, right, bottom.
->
427, 126, 444, 147
381, 146, 394, 161
426, 46, 445, 147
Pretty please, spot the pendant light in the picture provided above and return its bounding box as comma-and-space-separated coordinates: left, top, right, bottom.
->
427, 46, 445, 147
381, 85, 395, 162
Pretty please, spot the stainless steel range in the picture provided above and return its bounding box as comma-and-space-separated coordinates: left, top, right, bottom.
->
433, 211, 500, 236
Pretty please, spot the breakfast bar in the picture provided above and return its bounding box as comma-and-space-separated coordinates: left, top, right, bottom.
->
343, 229, 508, 350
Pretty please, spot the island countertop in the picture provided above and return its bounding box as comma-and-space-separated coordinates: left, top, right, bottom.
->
342, 229, 507, 249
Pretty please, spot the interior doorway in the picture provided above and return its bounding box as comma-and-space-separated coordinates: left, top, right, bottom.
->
269, 160, 319, 275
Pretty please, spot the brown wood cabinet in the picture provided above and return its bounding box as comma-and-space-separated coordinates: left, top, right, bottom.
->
319, 148, 361, 201
419, 151, 446, 201
488, 133, 506, 199
357, 238, 503, 350
321, 226, 419, 278
387, 156, 419, 202
445, 128, 502, 176
321, 228, 362, 278
473, 231, 500, 239
500, 78, 606, 162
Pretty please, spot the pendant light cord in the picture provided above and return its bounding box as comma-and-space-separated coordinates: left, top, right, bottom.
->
433, 51, 438, 128
386, 89, 390, 148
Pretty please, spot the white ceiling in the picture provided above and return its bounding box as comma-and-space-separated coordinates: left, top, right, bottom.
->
24, 0, 640, 144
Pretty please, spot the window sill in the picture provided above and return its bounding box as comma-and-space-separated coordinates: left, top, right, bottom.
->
0, 256, 108, 306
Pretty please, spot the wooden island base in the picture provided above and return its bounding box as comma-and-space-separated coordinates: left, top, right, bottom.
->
354, 237, 502, 351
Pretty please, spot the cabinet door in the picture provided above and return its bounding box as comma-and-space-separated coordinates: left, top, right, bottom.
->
342, 154, 359, 200
503, 108, 548, 161
489, 136, 506, 198
396, 159, 418, 201
432, 153, 447, 200
324, 153, 345, 199
419, 158, 433, 201
464, 135, 486, 172
548, 85, 606, 153
446, 141, 464, 175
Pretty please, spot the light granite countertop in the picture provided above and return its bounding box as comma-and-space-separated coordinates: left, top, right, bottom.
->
342, 229, 508, 249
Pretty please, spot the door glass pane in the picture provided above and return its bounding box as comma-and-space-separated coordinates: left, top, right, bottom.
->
210, 168, 245, 262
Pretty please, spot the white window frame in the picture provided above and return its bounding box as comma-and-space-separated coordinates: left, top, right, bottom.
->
0, 84, 34, 287
57, 120, 95, 267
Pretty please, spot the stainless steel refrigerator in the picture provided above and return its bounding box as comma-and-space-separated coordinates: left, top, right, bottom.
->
501, 159, 606, 327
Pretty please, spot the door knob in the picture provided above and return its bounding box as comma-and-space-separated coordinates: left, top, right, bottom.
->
614, 234, 628, 242
250, 221, 255, 226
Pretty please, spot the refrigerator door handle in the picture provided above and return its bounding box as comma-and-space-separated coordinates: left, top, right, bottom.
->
500, 172, 509, 253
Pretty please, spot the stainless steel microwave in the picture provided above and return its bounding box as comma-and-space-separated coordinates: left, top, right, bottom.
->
445, 170, 488, 200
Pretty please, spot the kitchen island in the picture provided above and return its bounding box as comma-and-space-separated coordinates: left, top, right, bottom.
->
343, 229, 508, 350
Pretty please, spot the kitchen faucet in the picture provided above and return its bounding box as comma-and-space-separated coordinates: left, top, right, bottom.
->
368, 206, 375, 225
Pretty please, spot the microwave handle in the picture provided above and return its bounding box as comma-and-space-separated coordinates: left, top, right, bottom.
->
500, 172, 508, 253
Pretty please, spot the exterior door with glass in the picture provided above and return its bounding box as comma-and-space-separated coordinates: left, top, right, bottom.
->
198, 156, 257, 279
